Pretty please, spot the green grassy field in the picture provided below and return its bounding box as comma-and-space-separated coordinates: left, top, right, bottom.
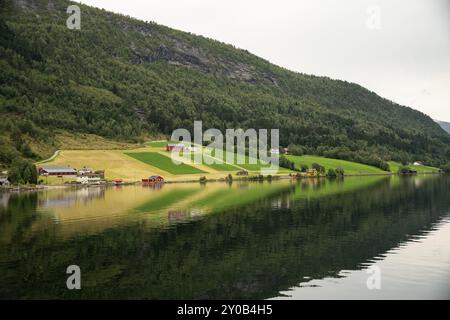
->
145, 141, 169, 148
145, 143, 293, 173
145, 141, 182, 148
125, 152, 206, 175
286, 155, 387, 174
221, 150, 281, 172
202, 155, 241, 171
388, 161, 439, 173
179, 152, 241, 172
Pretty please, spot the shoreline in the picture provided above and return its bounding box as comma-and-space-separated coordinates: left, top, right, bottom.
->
0, 171, 442, 193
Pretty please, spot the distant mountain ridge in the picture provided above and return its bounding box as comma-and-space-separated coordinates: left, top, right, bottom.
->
435, 120, 450, 135
0, 0, 449, 168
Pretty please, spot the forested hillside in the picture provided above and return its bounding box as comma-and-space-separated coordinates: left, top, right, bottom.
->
1, 0, 449, 168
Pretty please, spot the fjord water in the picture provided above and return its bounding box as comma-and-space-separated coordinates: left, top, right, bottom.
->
0, 176, 449, 299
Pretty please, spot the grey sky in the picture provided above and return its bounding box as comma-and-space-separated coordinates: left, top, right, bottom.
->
78, 0, 450, 121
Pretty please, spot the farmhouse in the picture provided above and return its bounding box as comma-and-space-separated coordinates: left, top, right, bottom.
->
142, 175, 165, 183
38, 166, 77, 177
413, 161, 423, 166
78, 166, 94, 175
166, 144, 185, 152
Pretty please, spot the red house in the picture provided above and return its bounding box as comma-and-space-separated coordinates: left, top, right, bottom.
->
166, 144, 185, 152
142, 176, 165, 184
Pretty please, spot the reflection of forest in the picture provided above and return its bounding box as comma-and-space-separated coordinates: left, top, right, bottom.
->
0, 176, 449, 299
0, 193, 10, 209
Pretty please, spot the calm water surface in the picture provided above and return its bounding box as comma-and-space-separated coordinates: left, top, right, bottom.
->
0, 175, 449, 299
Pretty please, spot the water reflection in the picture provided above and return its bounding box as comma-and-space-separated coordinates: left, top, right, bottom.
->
38, 187, 106, 209
0, 175, 449, 299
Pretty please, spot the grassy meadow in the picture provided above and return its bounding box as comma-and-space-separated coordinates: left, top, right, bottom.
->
38, 141, 440, 184
286, 155, 387, 174
387, 161, 440, 173
125, 152, 206, 175
37, 140, 290, 183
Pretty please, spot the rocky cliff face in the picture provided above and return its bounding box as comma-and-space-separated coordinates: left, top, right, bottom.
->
131, 40, 277, 84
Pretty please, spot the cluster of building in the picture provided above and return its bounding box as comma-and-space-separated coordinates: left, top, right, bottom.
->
38, 165, 105, 185
166, 144, 200, 152
142, 175, 165, 184
167, 144, 288, 156
270, 148, 289, 155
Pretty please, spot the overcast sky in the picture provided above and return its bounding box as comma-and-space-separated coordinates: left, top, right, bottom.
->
78, 0, 450, 121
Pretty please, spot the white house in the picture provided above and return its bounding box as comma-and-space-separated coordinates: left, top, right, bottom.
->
270, 148, 280, 155
77, 176, 101, 185
183, 146, 200, 152
413, 161, 423, 166
78, 166, 94, 175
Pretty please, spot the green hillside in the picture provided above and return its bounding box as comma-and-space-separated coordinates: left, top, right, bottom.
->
388, 161, 439, 174
286, 155, 386, 174
1, 0, 449, 169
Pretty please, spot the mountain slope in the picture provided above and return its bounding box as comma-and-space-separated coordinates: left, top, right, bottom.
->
436, 120, 450, 135
1, 0, 449, 168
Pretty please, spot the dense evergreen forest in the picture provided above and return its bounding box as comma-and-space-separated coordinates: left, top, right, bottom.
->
1, 0, 449, 169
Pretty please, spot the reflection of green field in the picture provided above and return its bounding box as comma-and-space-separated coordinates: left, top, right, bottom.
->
129, 182, 292, 224
388, 161, 439, 173
124, 152, 206, 175
133, 188, 200, 213
188, 182, 290, 212
291, 176, 385, 201
286, 155, 386, 174
132, 177, 385, 227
